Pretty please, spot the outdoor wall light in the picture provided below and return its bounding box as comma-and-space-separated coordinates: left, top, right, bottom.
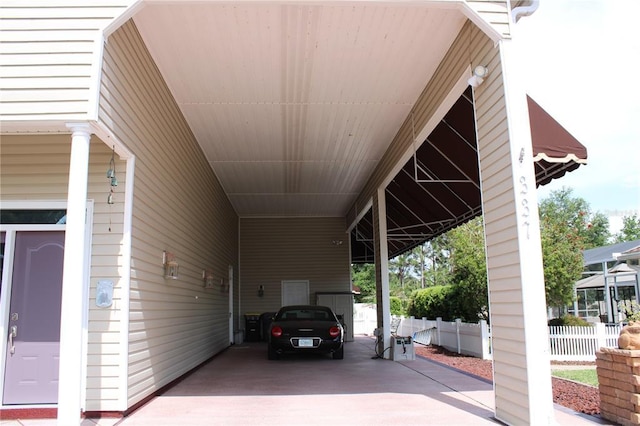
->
163, 250, 179, 280
468, 65, 489, 88
473, 65, 488, 78
203, 270, 215, 288
258, 285, 265, 297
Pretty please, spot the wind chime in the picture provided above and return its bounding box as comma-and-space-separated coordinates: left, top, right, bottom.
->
106, 146, 118, 232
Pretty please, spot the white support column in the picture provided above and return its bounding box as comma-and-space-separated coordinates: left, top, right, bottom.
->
484, 37, 554, 424
58, 124, 91, 425
604, 262, 612, 323
373, 188, 391, 358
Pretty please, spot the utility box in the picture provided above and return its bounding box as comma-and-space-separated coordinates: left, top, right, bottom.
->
390, 336, 415, 361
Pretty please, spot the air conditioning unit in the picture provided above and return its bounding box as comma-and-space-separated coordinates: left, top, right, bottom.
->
390, 335, 415, 361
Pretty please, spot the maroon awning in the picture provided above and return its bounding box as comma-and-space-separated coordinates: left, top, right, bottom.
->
351, 89, 589, 263
528, 95, 588, 186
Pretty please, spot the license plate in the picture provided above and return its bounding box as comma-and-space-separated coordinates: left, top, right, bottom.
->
298, 338, 313, 347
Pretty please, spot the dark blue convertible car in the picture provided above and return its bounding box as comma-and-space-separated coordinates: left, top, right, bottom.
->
267, 305, 344, 360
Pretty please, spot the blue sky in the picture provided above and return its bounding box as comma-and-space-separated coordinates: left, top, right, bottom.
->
516, 0, 640, 231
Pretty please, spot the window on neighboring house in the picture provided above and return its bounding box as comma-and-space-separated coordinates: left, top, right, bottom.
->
571, 288, 604, 318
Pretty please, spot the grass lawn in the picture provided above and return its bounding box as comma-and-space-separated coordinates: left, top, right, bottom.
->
552, 368, 598, 387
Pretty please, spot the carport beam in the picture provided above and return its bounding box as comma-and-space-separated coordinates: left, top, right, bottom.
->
373, 188, 392, 358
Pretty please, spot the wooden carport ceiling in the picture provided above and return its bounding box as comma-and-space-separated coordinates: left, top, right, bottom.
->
132, 3, 467, 217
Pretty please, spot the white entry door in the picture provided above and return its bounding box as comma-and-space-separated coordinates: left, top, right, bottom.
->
281, 280, 309, 306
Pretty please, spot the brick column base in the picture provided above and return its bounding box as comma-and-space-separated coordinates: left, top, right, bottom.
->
597, 347, 640, 426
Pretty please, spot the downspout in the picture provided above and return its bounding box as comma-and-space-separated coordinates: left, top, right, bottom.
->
511, 0, 540, 23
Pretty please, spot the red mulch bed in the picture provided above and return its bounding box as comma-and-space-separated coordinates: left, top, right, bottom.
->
415, 344, 600, 416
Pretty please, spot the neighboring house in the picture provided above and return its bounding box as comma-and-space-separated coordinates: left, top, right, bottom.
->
570, 240, 640, 322
0, 1, 587, 425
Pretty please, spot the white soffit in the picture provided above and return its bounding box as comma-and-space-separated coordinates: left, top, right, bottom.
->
133, 3, 466, 217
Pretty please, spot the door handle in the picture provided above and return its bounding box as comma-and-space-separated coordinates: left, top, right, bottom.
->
9, 325, 17, 355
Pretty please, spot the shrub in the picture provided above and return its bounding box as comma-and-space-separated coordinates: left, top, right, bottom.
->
408, 285, 454, 320
389, 296, 404, 316
619, 301, 640, 322
548, 314, 590, 326
449, 280, 488, 323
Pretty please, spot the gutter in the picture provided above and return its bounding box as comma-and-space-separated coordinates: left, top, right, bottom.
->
512, 0, 540, 23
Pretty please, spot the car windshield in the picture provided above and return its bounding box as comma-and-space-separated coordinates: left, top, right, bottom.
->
277, 308, 332, 321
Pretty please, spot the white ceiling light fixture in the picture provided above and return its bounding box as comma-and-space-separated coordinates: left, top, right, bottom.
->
468, 65, 489, 88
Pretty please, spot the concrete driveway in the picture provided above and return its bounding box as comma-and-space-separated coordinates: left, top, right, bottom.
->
111, 336, 607, 426
0, 336, 609, 426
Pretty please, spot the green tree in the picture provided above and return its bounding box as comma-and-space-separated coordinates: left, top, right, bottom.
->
614, 214, 640, 243
352, 263, 376, 303
447, 217, 488, 322
389, 252, 418, 290
415, 244, 428, 289
540, 219, 583, 308
408, 217, 488, 322
538, 187, 611, 250
422, 235, 451, 288
538, 187, 600, 308
585, 211, 611, 249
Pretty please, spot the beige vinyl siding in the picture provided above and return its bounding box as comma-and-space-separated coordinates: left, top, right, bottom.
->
465, 0, 511, 38
99, 20, 239, 409
0, 134, 127, 411
239, 217, 350, 316
0, 136, 72, 198
0, 1, 134, 121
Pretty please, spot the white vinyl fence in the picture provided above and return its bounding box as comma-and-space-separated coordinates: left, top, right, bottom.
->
397, 316, 491, 360
548, 323, 621, 361
353, 305, 622, 362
